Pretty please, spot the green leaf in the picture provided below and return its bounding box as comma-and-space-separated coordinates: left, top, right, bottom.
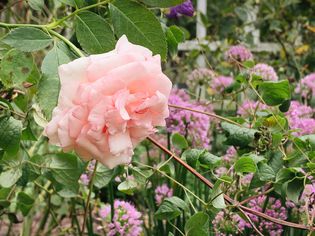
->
93, 165, 115, 189
41, 41, 73, 77
210, 180, 226, 209
139, 0, 185, 7
171, 133, 188, 150
166, 25, 185, 56
0, 49, 34, 87
28, 0, 44, 10
38, 42, 72, 119
279, 99, 291, 112
21, 123, 37, 141
75, 11, 116, 54
185, 212, 209, 236
17, 192, 34, 216
0, 168, 22, 188
286, 178, 304, 203
155, 196, 189, 220
243, 60, 255, 68
2, 27, 52, 52
258, 80, 291, 106
257, 163, 275, 181
132, 167, 153, 186
0, 117, 22, 155
198, 152, 221, 169
118, 179, 138, 195
46, 153, 85, 187
234, 157, 257, 174
182, 149, 204, 168
109, 0, 167, 59
221, 122, 258, 147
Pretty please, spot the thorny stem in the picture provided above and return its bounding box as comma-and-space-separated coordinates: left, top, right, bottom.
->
147, 136, 315, 232
82, 160, 98, 234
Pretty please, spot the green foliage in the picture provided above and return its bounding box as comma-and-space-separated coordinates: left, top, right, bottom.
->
37, 42, 72, 119
185, 212, 209, 236
166, 25, 185, 57
0, 49, 34, 87
0, 117, 22, 155
93, 165, 116, 188
183, 149, 221, 169
155, 196, 189, 220
28, 0, 45, 11
17, 192, 34, 216
210, 179, 226, 209
118, 179, 138, 195
258, 80, 291, 106
75, 11, 116, 54
234, 156, 257, 174
221, 122, 258, 147
2, 27, 52, 52
171, 133, 188, 150
109, 0, 167, 59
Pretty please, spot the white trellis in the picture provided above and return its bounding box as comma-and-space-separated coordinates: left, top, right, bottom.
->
178, 0, 281, 67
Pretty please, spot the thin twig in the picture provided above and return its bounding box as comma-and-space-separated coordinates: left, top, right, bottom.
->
169, 104, 242, 127
82, 161, 98, 234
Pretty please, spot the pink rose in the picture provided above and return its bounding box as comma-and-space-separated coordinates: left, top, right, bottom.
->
45, 35, 172, 168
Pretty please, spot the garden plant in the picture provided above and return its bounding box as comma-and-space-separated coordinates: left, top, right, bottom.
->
0, 0, 314, 235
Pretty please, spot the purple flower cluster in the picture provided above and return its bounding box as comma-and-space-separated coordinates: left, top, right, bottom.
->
285, 101, 315, 136
246, 196, 288, 235
295, 73, 315, 98
225, 45, 253, 63
154, 184, 173, 205
251, 63, 278, 81
98, 200, 143, 236
213, 196, 288, 235
237, 100, 268, 117
166, 89, 212, 148
167, 0, 194, 18
187, 68, 215, 88
211, 76, 234, 93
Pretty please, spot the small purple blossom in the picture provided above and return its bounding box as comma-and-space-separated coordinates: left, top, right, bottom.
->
167, 0, 194, 18
211, 76, 234, 93
98, 200, 143, 236
237, 100, 268, 117
251, 63, 278, 81
222, 146, 237, 162
295, 73, 315, 98
225, 45, 253, 62
286, 101, 315, 136
166, 89, 213, 148
80, 174, 90, 186
154, 184, 173, 205
187, 68, 215, 88
99, 205, 111, 219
